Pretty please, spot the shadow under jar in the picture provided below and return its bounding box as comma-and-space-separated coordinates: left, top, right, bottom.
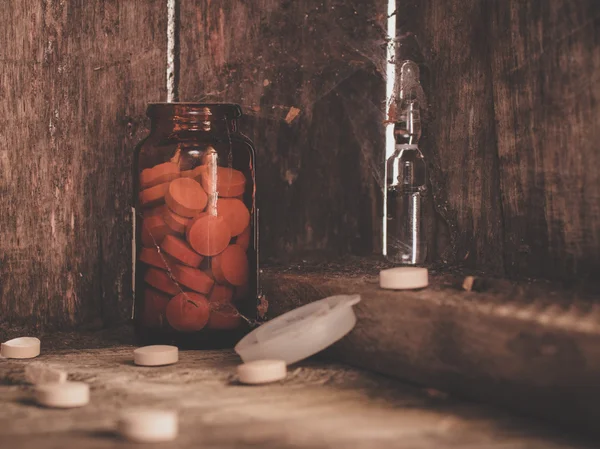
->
133, 103, 258, 349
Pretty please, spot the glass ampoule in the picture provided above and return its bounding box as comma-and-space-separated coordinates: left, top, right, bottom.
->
383, 61, 427, 265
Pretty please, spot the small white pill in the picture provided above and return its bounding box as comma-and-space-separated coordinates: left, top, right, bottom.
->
1, 337, 41, 359
118, 409, 178, 443
379, 267, 428, 290
133, 345, 178, 366
237, 360, 287, 385
35, 381, 89, 408
25, 362, 67, 384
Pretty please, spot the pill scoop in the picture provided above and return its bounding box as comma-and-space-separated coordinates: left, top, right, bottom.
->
235, 294, 361, 365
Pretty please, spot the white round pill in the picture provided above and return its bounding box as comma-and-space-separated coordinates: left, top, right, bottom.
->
35, 381, 90, 408
133, 345, 178, 366
237, 360, 287, 385
379, 267, 428, 290
1, 337, 41, 359
118, 409, 178, 443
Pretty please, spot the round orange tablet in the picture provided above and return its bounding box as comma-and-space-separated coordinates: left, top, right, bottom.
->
144, 268, 180, 296
209, 285, 233, 304
141, 289, 170, 328
160, 235, 203, 267
139, 182, 170, 208
180, 165, 205, 181
171, 265, 214, 294
207, 304, 242, 330
141, 215, 172, 247
217, 198, 250, 237
212, 244, 248, 287
187, 215, 231, 256
236, 226, 251, 250
163, 208, 192, 234
165, 178, 207, 218
139, 247, 177, 270
139, 162, 180, 189
166, 292, 210, 332
201, 166, 246, 198
211, 255, 226, 284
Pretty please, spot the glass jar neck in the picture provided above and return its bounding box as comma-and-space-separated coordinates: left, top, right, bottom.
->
147, 103, 241, 136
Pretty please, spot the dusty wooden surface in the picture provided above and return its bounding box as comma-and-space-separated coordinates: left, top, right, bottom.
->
0, 1, 166, 330
262, 262, 600, 436
0, 329, 594, 449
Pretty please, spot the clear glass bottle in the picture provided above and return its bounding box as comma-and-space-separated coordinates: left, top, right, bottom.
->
133, 103, 258, 348
383, 61, 427, 264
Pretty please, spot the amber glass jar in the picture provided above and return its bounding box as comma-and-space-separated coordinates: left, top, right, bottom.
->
133, 103, 258, 348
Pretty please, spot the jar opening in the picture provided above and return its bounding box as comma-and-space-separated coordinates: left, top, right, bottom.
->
146, 103, 242, 120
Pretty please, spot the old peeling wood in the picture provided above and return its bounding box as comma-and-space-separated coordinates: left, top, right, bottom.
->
178, 0, 388, 260
489, 1, 600, 280
262, 264, 600, 437
0, 330, 592, 449
0, 1, 166, 330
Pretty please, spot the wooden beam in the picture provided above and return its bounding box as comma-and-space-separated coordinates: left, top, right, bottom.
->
262, 264, 600, 436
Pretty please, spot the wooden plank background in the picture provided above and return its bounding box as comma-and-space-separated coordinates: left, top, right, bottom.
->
490, 1, 600, 280
0, 0, 166, 329
0, 0, 598, 330
178, 0, 388, 262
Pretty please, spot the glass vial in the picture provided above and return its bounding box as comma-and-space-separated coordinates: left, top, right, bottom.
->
383, 61, 427, 264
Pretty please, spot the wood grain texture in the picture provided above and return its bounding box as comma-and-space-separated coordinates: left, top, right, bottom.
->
0, 1, 166, 330
490, 1, 600, 280
262, 265, 600, 436
178, 0, 387, 261
412, 0, 505, 271
0, 332, 593, 448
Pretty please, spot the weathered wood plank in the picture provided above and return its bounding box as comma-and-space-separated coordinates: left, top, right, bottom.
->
262, 264, 600, 436
396, 0, 505, 271
0, 1, 166, 330
178, 0, 387, 261
0, 332, 593, 448
489, 1, 600, 280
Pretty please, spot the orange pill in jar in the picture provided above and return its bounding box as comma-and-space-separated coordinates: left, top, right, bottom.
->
141, 215, 172, 247
212, 244, 249, 287
217, 198, 250, 237
139, 162, 180, 189
139, 182, 170, 208
165, 178, 207, 218
161, 235, 203, 267
144, 268, 179, 296
139, 247, 177, 270
211, 255, 226, 284
201, 166, 246, 198
171, 265, 214, 294
187, 215, 231, 256
209, 285, 233, 304
163, 208, 192, 234
236, 226, 251, 251
166, 292, 210, 332
141, 289, 170, 328
208, 304, 242, 330
180, 165, 205, 181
